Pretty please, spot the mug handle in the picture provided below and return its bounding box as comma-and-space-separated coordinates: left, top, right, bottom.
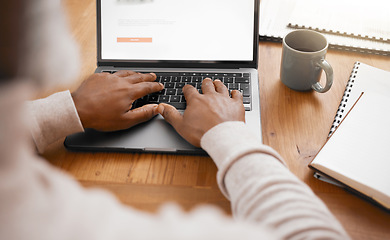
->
312, 59, 333, 93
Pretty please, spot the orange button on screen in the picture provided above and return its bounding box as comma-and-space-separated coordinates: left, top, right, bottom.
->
117, 37, 152, 43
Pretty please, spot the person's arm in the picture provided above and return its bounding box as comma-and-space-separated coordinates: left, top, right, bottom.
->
158, 78, 350, 239
202, 122, 349, 239
2, 78, 348, 240
27, 90, 84, 153
27, 71, 164, 153
1, 80, 275, 240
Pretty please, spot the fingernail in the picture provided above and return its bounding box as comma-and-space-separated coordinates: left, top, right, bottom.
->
152, 104, 159, 114
157, 104, 164, 115
150, 72, 157, 78
204, 78, 211, 80
159, 83, 164, 88
215, 79, 221, 82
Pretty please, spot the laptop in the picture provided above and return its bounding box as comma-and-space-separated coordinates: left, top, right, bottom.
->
65, 0, 261, 155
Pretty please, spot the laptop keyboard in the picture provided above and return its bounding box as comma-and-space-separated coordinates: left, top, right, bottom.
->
102, 71, 251, 111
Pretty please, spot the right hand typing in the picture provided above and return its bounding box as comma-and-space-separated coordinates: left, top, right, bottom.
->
157, 78, 245, 147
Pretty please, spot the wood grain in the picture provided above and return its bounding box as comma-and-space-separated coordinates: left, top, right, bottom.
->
43, 1, 390, 239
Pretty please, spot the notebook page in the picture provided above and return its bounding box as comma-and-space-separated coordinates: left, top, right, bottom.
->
259, 0, 390, 54
334, 63, 390, 130
311, 92, 390, 209
289, 0, 390, 42
287, 0, 390, 54
259, 0, 295, 40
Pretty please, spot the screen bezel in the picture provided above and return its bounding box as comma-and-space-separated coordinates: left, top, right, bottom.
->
96, 0, 259, 69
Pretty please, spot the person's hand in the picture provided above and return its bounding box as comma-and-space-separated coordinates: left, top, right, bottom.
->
157, 78, 245, 147
71, 70, 164, 131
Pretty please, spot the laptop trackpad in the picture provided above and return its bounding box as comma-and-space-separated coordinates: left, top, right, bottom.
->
64, 115, 203, 154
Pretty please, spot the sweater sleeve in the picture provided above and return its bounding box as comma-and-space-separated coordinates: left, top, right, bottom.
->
3, 87, 281, 240
26, 90, 84, 153
3, 87, 347, 239
201, 121, 350, 240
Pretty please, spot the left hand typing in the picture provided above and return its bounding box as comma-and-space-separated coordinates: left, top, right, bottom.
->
71, 70, 164, 131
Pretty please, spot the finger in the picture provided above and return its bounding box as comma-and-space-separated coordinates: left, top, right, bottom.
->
122, 104, 159, 127
113, 70, 138, 77
213, 79, 229, 96
231, 90, 243, 102
157, 103, 183, 129
182, 84, 200, 103
201, 78, 215, 94
124, 72, 157, 84
129, 82, 164, 100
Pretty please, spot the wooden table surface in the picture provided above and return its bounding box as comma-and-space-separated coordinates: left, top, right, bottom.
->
43, 1, 390, 239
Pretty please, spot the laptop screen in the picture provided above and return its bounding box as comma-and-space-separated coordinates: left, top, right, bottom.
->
97, 0, 259, 68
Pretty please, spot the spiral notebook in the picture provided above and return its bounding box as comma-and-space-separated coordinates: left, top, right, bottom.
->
328, 62, 390, 135
310, 62, 390, 210
287, 0, 390, 42
259, 0, 390, 56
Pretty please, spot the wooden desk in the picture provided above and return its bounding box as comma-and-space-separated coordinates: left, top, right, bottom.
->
45, 1, 390, 239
